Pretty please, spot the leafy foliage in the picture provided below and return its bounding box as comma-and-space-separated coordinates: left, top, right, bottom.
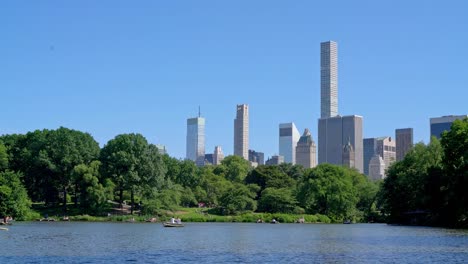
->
0, 171, 32, 220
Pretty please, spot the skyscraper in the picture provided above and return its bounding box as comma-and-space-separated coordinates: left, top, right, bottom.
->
296, 128, 317, 168
279, 122, 301, 164
430, 115, 468, 140
396, 128, 413, 161
186, 116, 205, 166
321, 41, 338, 118
234, 104, 249, 160
213, 146, 224, 165
318, 115, 364, 173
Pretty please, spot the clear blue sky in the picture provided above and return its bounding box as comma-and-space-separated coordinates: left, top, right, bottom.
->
1, 1, 467, 159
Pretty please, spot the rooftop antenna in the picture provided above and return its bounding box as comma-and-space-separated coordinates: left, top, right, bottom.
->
198, 105, 201, 118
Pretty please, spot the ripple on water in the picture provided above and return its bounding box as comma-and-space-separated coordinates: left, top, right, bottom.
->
0, 223, 467, 263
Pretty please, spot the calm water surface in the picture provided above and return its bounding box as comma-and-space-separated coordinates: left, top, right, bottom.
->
1, 222, 467, 263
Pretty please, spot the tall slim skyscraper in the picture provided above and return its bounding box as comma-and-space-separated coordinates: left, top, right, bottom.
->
296, 128, 317, 168
234, 104, 249, 160
430, 115, 467, 140
186, 116, 205, 166
318, 115, 364, 173
396, 128, 413, 161
279, 122, 301, 164
321, 41, 338, 118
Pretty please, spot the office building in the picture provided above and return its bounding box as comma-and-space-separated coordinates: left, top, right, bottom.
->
318, 115, 363, 173
279, 122, 301, 164
363, 136, 396, 176
266, 155, 284, 165
396, 128, 413, 161
321, 41, 338, 118
213, 146, 224, 165
295, 128, 317, 168
186, 116, 205, 166
234, 104, 249, 160
430, 115, 468, 140
369, 154, 385, 181
249, 150, 265, 165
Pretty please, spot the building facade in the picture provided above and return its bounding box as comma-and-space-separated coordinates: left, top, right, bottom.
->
155, 144, 167, 155
234, 104, 249, 160
363, 138, 378, 176
295, 128, 317, 168
204, 154, 214, 165
363, 136, 396, 176
248, 150, 265, 165
321, 41, 338, 118
342, 139, 355, 169
369, 154, 385, 181
318, 115, 363, 173
430, 115, 468, 140
265, 155, 284, 165
279, 122, 301, 164
396, 128, 413, 161
213, 146, 224, 165
186, 117, 205, 166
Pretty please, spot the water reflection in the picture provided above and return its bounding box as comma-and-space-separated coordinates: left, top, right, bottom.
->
0, 222, 467, 263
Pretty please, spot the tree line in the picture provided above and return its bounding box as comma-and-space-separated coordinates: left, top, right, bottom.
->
0, 127, 379, 222
2, 118, 466, 227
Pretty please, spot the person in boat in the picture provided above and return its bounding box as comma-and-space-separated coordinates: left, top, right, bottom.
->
176, 218, 182, 224
170, 217, 175, 224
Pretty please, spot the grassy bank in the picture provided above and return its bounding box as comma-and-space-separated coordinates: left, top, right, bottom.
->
28, 204, 331, 223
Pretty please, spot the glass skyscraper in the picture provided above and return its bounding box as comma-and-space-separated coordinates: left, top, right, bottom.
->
279, 122, 300, 164
186, 117, 205, 166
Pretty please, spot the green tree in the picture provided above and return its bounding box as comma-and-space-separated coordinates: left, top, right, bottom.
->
198, 168, 231, 206
245, 165, 296, 192
220, 155, 251, 182
0, 143, 7, 171
297, 164, 357, 221
378, 139, 443, 224
0, 171, 32, 220
45, 127, 101, 212
219, 183, 257, 215
100, 134, 166, 214
72, 161, 108, 214
258, 187, 297, 213
440, 118, 468, 227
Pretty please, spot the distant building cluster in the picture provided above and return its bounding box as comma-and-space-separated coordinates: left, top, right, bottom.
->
181, 40, 465, 181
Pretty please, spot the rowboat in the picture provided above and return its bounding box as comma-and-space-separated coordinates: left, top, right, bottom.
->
163, 222, 184, 227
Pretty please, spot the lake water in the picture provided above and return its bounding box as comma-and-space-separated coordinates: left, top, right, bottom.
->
1, 222, 467, 263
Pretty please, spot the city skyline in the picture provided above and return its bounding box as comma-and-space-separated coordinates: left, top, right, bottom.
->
1, 2, 468, 159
